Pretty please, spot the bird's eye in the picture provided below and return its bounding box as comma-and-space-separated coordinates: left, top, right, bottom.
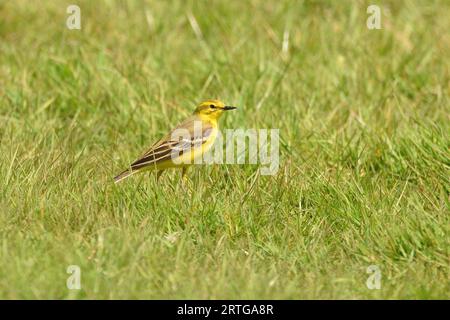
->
209, 104, 216, 109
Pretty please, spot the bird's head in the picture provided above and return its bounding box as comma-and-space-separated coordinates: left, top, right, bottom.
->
193, 99, 236, 120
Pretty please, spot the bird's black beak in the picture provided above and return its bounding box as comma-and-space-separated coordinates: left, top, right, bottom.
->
223, 106, 237, 111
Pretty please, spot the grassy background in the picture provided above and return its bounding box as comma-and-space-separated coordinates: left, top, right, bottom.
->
0, 0, 449, 299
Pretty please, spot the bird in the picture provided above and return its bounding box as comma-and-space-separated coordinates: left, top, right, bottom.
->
113, 99, 236, 183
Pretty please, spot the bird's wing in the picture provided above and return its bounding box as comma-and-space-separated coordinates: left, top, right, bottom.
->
129, 116, 214, 170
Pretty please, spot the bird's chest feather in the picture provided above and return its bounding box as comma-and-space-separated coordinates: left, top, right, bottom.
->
190, 126, 218, 162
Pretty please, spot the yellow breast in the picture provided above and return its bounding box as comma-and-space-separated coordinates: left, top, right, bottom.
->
186, 126, 218, 165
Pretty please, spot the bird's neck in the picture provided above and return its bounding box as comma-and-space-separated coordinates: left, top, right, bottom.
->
196, 114, 218, 126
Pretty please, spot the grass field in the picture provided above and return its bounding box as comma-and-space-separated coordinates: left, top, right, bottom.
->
0, 0, 449, 299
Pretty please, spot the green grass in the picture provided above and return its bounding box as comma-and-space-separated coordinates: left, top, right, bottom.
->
0, 0, 449, 299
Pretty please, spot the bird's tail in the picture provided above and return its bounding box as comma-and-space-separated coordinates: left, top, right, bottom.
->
113, 169, 135, 184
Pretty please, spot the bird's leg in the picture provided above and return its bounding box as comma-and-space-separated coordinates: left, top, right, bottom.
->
180, 167, 189, 193
182, 167, 191, 225
182, 167, 188, 180
157, 170, 164, 181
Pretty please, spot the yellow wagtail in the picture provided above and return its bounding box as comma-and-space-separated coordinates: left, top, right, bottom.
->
114, 99, 236, 183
